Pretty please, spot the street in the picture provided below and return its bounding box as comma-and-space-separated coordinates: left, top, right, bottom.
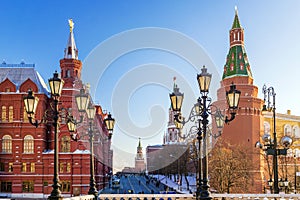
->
100, 174, 175, 194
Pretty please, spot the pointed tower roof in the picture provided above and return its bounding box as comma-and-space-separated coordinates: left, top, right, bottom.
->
64, 19, 78, 59
222, 7, 253, 80
232, 6, 241, 29
138, 137, 142, 148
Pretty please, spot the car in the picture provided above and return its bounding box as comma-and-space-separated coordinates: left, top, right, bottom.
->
112, 177, 120, 189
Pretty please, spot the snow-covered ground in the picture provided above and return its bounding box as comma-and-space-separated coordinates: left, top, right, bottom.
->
150, 174, 197, 194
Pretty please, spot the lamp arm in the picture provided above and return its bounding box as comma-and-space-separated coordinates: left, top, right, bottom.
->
28, 116, 44, 128
225, 112, 236, 124
177, 125, 199, 140
68, 115, 84, 125
174, 101, 203, 126
207, 129, 222, 139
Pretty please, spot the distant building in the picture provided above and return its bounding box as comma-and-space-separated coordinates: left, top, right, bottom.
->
147, 82, 188, 174
135, 138, 146, 172
122, 138, 146, 173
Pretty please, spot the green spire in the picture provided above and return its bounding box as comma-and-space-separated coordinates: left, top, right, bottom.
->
138, 137, 142, 148
222, 46, 252, 79
232, 6, 241, 29
222, 7, 253, 80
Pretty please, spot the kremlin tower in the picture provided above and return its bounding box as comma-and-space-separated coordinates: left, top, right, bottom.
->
135, 138, 146, 173
213, 8, 264, 193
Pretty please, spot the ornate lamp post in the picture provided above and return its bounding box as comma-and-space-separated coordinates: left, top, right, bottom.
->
68, 89, 115, 198
23, 71, 64, 200
255, 85, 292, 194
104, 113, 115, 140
169, 66, 240, 200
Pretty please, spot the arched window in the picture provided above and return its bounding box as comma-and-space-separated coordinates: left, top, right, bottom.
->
24, 135, 34, 153
61, 136, 70, 152
66, 70, 71, 78
8, 106, 13, 122
2, 106, 6, 121
2, 135, 12, 153
284, 124, 292, 137
295, 149, 300, 158
293, 126, 300, 139
263, 121, 271, 134
67, 163, 71, 173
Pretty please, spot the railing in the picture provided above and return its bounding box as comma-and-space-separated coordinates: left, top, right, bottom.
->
98, 194, 300, 200
4, 193, 300, 200
98, 194, 193, 200
63, 195, 95, 200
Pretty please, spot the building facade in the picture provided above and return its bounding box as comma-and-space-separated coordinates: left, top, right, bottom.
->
0, 21, 113, 198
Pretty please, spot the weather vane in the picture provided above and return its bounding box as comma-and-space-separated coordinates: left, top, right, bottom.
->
68, 19, 74, 33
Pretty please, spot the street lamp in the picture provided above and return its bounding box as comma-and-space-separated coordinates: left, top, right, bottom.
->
104, 112, 115, 140
169, 66, 240, 200
23, 71, 64, 200
256, 84, 293, 194
69, 89, 115, 198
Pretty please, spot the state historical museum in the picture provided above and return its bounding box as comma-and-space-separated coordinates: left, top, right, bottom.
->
0, 21, 113, 198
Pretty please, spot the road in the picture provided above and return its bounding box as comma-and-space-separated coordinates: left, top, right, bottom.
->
100, 174, 176, 194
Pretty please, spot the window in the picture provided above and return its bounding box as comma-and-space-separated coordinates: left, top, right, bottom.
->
30, 163, 35, 173
24, 135, 34, 153
5, 88, 10, 92
295, 149, 300, 158
0, 163, 4, 171
263, 122, 270, 134
284, 124, 292, 137
67, 163, 71, 173
8, 163, 13, 172
65, 70, 71, 78
1, 106, 6, 121
22, 181, 34, 192
8, 106, 13, 122
22, 163, 27, 172
294, 126, 300, 138
240, 63, 244, 70
60, 163, 64, 173
61, 181, 71, 192
2, 135, 12, 153
61, 136, 70, 152
0, 181, 12, 192
230, 63, 234, 71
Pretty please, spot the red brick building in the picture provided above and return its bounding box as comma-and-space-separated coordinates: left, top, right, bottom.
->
0, 21, 113, 198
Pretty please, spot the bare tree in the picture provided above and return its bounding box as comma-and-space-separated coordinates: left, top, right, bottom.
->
208, 138, 253, 193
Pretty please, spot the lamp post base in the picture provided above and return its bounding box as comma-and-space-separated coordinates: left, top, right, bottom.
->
48, 195, 63, 200
88, 189, 98, 200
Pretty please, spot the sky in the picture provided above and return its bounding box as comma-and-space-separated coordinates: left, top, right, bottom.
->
1, 1, 300, 171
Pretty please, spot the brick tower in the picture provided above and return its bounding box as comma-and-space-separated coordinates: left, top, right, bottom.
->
135, 138, 146, 173
213, 8, 264, 193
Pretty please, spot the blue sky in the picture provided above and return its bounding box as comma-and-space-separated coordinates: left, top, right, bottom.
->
1, 1, 300, 170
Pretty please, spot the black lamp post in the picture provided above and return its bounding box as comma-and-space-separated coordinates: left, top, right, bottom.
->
23, 71, 64, 200
255, 85, 292, 194
69, 89, 115, 198
104, 112, 115, 140
169, 66, 240, 200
